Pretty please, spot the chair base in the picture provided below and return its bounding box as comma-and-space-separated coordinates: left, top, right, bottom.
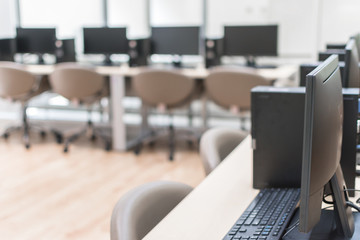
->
1, 124, 47, 149
52, 121, 111, 153
129, 125, 200, 161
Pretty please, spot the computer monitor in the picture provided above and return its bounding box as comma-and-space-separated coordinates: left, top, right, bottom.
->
83, 27, 128, 65
318, 49, 346, 62
223, 25, 278, 67
0, 38, 16, 61
16, 28, 56, 63
299, 62, 345, 87
351, 33, 360, 59
343, 39, 360, 88
299, 55, 355, 237
150, 26, 200, 66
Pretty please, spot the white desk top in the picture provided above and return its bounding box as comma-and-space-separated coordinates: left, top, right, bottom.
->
143, 136, 259, 240
24, 64, 297, 82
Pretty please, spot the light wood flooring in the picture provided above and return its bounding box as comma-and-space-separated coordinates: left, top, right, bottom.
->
0, 130, 205, 240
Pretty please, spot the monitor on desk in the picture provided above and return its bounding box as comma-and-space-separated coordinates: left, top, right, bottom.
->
0, 38, 16, 61
223, 25, 278, 67
150, 26, 200, 67
343, 39, 360, 88
299, 55, 355, 237
16, 28, 57, 64
83, 27, 128, 65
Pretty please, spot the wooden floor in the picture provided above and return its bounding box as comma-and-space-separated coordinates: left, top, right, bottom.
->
0, 130, 205, 240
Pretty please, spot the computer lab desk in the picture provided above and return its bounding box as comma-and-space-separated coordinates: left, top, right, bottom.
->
143, 135, 258, 240
24, 65, 297, 151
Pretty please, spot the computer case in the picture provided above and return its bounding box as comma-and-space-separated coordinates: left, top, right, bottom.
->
251, 86, 358, 196
0, 38, 16, 61
55, 38, 76, 63
205, 38, 223, 68
128, 38, 150, 67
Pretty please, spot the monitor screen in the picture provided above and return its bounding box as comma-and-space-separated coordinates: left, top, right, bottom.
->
299, 55, 355, 237
223, 25, 278, 57
16, 28, 56, 54
0, 38, 16, 61
343, 39, 360, 88
83, 27, 128, 54
151, 26, 200, 55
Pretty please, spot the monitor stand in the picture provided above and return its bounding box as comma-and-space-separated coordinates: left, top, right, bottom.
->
245, 55, 277, 69
283, 167, 358, 239
172, 55, 182, 68
283, 209, 360, 240
103, 54, 113, 66
37, 53, 46, 65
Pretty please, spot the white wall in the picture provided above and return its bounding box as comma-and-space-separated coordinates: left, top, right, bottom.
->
150, 0, 203, 26
319, 0, 360, 48
20, 0, 103, 39
108, 0, 149, 39
0, 0, 17, 38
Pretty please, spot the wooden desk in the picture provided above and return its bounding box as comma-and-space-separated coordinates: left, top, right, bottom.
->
24, 65, 297, 151
143, 136, 259, 240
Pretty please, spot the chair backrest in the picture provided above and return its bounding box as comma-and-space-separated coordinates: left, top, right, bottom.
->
110, 181, 192, 240
49, 63, 104, 101
0, 61, 36, 99
200, 127, 247, 175
132, 68, 195, 109
205, 67, 270, 111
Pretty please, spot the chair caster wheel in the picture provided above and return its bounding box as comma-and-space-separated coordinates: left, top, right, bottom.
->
91, 135, 97, 141
64, 146, 68, 153
187, 140, 194, 147
40, 131, 46, 138
169, 156, 174, 161
149, 141, 155, 147
3, 133, 9, 139
55, 135, 63, 144
105, 142, 111, 151
25, 143, 30, 149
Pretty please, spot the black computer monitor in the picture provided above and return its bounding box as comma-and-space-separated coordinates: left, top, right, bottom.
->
223, 25, 278, 67
83, 27, 128, 65
299, 62, 345, 87
343, 39, 360, 88
318, 49, 346, 62
16, 28, 56, 63
299, 55, 355, 237
0, 38, 16, 61
351, 33, 360, 59
150, 26, 200, 66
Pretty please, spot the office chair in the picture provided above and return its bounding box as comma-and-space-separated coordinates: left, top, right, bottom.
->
131, 68, 197, 161
49, 63, 111, 152
200, 127, 247, 175
205, 66, 271, 130
0, 61, 49, 148
110, 181, 193, 240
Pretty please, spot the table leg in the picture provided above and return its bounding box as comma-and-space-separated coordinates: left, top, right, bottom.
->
110, 74, 126, 151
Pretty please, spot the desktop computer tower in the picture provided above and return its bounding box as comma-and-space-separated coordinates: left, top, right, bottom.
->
55, 39, 76, 63
0, 38, 16, 61
205, 38, 223, 68
128, 38, 150, 67
251, 86, 358, 196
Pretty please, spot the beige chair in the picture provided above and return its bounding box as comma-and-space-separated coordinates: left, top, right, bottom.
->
205, 66, 271, 130
0, 61, 49, 148
200, 127, 247, 175
131, 68, 197, 160
110, 181, 193, 240
49, 63, 111, 152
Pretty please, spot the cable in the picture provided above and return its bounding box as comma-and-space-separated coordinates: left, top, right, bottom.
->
346, 201, 360, 212
282, 219, 299, 238
322, 193, 334, 204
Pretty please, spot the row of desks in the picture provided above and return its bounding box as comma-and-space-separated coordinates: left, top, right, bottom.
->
24, 64, 298, 151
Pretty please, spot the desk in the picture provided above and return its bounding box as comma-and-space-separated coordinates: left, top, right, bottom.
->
24, 65, 297, 151
143, 135, 258, 240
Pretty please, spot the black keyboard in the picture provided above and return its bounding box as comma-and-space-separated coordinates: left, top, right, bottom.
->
223, 188, 300, 240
